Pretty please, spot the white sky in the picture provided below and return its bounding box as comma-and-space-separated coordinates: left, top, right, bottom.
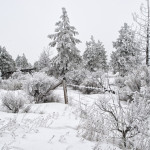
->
0, 0, 144, 64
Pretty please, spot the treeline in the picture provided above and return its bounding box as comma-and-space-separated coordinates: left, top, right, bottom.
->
0, 1, 149, 78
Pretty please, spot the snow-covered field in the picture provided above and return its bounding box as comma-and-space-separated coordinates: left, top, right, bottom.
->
0, 88, 121, 150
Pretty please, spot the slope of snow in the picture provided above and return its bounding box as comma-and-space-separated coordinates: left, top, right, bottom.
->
0, 89, 121, 150
0, 103, 95, 150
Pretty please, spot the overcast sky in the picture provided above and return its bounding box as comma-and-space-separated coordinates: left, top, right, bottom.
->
0, 0, 144, 64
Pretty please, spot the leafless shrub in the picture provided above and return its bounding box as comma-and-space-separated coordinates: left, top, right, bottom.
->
23, 72, 57, 103
79, 92, 150, 149
0, 79, 22, 90
2, 91, 25, 113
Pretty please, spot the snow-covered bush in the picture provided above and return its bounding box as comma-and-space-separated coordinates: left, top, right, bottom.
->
67, 69, 106, 94
79, 104, 107, 142
0, 71, 32, 91
114, 76, 133, 101
43, 93, 61, 103
66, 69, 90, 90
125, 73, 141, 93
115, 76, 126, 88
0, 79, 22, 90
11, 70, 31, 82
133, 136, 150, 150
128, 66, 150, 99
79, 77, 103, 94
79, 93, 150, 149
116, 66, 150, 102
2, 91, 25, 113
23, 72, 58, 103
11, 70, 24, 79
78, 70, 105, 94
124, 66, 150, 92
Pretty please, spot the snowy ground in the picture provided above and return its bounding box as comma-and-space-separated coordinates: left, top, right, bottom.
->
0, 86, 121, 150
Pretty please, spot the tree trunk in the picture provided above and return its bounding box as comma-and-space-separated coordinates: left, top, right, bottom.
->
146, 0, 150, 66
122, 132, 127, 149
63, 78, 68, 104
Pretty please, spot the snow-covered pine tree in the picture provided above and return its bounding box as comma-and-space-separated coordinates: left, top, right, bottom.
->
48, 7, 81, 76
0, 46, 15, 75
83, 36, 108, 72
15, 54, 29, 69
110, 23, 142, 76
38, 50, 50, 70
21, 53, 29, 69
15, 55, 22, 69
34, 61, 40, 71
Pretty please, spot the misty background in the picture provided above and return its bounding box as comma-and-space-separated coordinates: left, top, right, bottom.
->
0, 0, 143, 64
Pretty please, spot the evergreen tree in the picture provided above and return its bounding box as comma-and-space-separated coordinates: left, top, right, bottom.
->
48, 7, 81, 76
15, 55, 22, 69
0, 46, 15, 74
83, 36, 108, 72
21, 53, 29, 69
38, 50, 50, 70
34, 61, 40, 71
110, 23, 142, 76
15, 53, 29, 69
